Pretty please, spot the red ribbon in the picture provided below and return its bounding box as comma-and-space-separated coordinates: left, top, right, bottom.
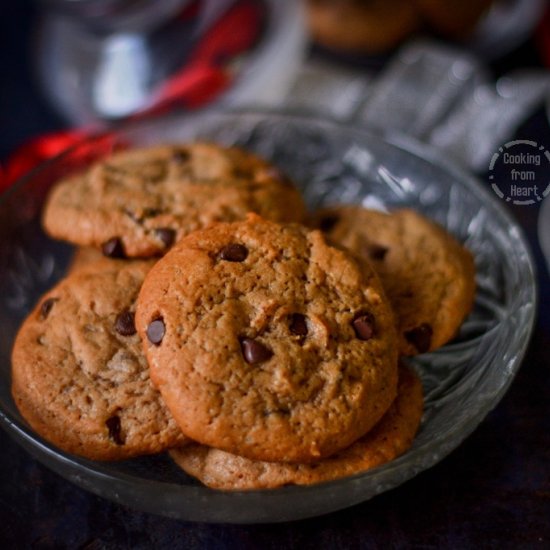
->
0, 130, 88, 194
141, 0, 262, 116
0, 0, 262, 194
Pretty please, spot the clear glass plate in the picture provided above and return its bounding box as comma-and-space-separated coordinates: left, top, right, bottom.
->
0, 110, 536, 523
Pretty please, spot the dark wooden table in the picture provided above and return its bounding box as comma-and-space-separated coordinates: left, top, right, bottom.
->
1, 2, 549, 548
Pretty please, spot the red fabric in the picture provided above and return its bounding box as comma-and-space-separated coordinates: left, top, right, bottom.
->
0, 0, 262, 193
0, 131, 126, 194
0, 130, 87, 193
141, 0, 262, 116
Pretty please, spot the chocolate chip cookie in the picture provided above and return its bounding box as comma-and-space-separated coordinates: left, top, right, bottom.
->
43, 143, 306, 258
312, 206, 475, 355
170, 364, 423, 489
11, 259, 187, 460
135, 214, 399, 463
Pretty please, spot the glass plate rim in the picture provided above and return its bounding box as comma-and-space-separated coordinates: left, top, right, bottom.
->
0, 108, 538, 523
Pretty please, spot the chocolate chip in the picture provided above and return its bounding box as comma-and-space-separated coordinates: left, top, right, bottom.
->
352, 312, 375, 341
115, 310, 136, 336
155, 227, 176, 248
102, 237, 125, 258
147, 318, 165, 345
240, 338, 273, 364
218, 244, 248, 262
367, 244, 389, 261
106, 415, 124, 445
172, 149, 190, 163
39, 297, 58, 320
289, 313, 308, 337
319, 215, 339, 232
405, 323, 433, 353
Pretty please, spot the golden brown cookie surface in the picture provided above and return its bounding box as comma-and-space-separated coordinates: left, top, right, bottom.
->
136, 214, 398, 463
43, 143, 306, 258
170, 364, 423, 490
11, 259, 187, 460
312, 206, 476, 355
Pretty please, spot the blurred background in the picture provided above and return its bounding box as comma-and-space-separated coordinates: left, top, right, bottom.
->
2, 0, 550, 161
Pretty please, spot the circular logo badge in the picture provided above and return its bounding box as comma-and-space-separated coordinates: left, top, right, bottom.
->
488, 140, 550, 205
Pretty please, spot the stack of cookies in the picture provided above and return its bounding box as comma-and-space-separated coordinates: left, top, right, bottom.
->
11, 142, 475, 490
